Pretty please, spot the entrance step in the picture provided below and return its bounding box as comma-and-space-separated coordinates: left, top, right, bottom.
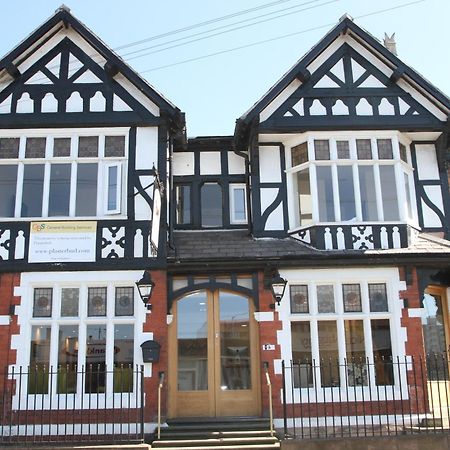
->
151, 417, 280, 449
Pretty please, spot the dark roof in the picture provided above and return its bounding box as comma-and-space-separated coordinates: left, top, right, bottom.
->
0, 6, 183, 120
234, 16, 450, 146
168, 230, 450, 271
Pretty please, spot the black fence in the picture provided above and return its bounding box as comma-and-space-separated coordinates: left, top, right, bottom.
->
0, 365, 145, 444
281, 354, 450, 439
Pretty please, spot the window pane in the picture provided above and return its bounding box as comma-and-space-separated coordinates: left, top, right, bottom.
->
376, 139, 393, 159
317, 285, 334, 313
115, 286, 134, 316
369, 283, 388, 312
61, 288, 79, 317
22, 164, 44, 217
337, 166, 356, 221
290, 285, 309, 313
337, 141, 350, 159
314, 140, 330, 160
291, 142, 308, 166
296, 169, 312, 225
219, 292, 251, 390
76, 163, 97, 216
317, 166, 334, 222
114, 324, 134, 392
358, 166, 377, 221
356, 139, 372, 159
343, 284, 362, 312
88, 287, 107, 316
371, 319, 394, 385
201, 183, 222, 227
85, 325, 106, 393
399, 143, 408, 163
291, 322, 313, 387
0, 138, 19, 159
0, 165, 17, 217
318, 321, 339, 387
25, 137, 46, 158
53, 138, 71, 157
404, 172, 413, 219
177, 292, 208, 391
175, 185, 191, 225
105, 136, 125, 157
379, 165, 399, 220
33, 287, 52, 317
48, 164, 71, 216
107, 165, 118, 211
422, 293, 447, 355
345, 320, 367, 386
29, 326, 51, 394
57, 325, 78, 393
232, 186, 246, 221
78, 136, 98, 157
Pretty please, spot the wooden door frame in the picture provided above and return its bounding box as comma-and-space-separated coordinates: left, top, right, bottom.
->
167, 289, 261, 418
425, 285, 450, 352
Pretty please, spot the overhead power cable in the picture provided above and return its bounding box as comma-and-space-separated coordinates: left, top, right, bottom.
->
140, 0, 426, 73
121, 0, 327, 60
114, 0, 298, 51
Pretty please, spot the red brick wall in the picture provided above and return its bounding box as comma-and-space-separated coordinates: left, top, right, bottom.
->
0, 273, 21, 377
257, 270, 284, 418
398, 267, 426, 359
141, 270, 168, 422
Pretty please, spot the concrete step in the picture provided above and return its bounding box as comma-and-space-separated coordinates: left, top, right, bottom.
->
150, 445, 280, 450
152, 435, 278, 447
157, 430, 274, 440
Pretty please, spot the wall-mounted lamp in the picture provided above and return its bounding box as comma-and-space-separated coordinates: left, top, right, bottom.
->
136, 271, 155, 311
264, 267, 288, 309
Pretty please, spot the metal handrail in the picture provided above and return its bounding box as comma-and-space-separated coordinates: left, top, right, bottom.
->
157, 371, 165, 440
264, 362, 274, 437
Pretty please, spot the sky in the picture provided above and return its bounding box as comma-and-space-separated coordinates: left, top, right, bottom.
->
1, 0, 449, 137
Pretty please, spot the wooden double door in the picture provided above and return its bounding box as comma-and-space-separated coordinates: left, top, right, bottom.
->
168, 290, 260, 417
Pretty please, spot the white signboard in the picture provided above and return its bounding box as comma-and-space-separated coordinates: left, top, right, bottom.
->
29, 221, 97, 263
150, 186, 161, 253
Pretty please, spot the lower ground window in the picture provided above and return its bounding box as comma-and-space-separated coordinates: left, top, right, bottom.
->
28, 283, 136, 395
290, 281, 393, 389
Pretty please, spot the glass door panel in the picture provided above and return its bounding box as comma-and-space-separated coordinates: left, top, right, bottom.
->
177, 292, 208, 391
219, 292, 251, 391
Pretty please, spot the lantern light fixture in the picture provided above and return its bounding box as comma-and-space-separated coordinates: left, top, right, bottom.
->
136, 271, 155, 311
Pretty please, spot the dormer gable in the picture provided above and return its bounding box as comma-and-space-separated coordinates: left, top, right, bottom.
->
0, 6, 182, 128
235, 17, 450, 146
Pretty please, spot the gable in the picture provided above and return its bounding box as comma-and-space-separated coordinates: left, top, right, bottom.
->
260, 43, 444, 131
0, 34, 160, 127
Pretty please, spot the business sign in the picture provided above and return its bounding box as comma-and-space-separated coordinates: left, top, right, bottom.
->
29, 221, 97, 263
150, 185, 161, 254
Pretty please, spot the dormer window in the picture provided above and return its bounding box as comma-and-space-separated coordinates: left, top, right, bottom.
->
289, 135, 415, 229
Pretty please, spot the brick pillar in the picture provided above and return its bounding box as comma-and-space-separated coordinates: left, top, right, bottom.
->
142, 270, 168, 423
0, 274, 20, 371
257, 270, 284, 418
399, 266, 428, 413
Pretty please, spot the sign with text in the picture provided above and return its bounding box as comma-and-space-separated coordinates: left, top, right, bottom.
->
29, 221, 97, 263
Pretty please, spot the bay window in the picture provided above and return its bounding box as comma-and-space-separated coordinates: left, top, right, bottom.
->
289, 135, 415, 228
0, 132, 126, 219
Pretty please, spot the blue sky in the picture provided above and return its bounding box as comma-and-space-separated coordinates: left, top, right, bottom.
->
1, 0, 448, 137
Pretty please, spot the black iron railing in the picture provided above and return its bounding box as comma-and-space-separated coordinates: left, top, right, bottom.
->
281, 354, 450, 439
0, 365, 145, 444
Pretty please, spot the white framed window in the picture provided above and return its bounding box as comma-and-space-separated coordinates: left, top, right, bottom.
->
0, 130, 128, 219
13, 271, 148, 409
104, 163, 122, 214
289, 280, 394, 391
287, 134, 416, 229
229, 183, 247, 224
